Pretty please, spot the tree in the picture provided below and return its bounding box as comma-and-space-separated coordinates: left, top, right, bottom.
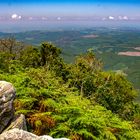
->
40, 42, 61, 66
40, 42, 69, 80
0, 37, 25, 60
68, 50, 138, 118
68, 50, 102, 96
19, 46, 40, 68
75, 49, 102, 73
92, 72, 138, 114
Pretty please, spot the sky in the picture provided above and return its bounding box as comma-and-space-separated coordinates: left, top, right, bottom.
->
0, 0, 140, 21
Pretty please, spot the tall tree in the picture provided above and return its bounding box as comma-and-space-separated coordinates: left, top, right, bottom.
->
40, 42, 61, 66
0, 37, 25, 60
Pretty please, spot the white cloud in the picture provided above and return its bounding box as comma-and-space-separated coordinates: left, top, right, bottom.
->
102, 17, 106, 21
11, 14, 22, 20
118, 16, 128, 20
18, 16, 22, 19
123, 16, 128, 20
57, 17, 61, 20
108, 16, 115, 20
11, 14, 18, 19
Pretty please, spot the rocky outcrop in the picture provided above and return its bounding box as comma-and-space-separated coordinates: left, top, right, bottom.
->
0, 128, 70, 140
0, 81, 16, 133
3, 114, 27, 132
0, 81, 69, 140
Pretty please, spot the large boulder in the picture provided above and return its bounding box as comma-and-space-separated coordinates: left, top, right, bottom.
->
0, 81, 16, 133
0, 128, 70, 140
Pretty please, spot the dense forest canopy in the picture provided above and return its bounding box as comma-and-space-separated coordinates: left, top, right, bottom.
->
0, 28, 140, 91
0, 38, 140, 139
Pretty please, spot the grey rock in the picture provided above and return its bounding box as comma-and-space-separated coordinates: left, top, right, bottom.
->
0, 81, 16, 133
0, 128, 70, 140
4, 114, 27, 132
0, 81, 69, 140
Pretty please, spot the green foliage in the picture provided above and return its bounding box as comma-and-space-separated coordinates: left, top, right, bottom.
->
68, 52, 138, 120
75, 49, 102, 73
68, 50, 101, 97
40, 42, 61, 66
19, 46, 40, 68
51, 95, 139, 140
0, 52, 12, 72
0, 37, 25, 59
0, 39, 140, 139
92, 72, 137, 114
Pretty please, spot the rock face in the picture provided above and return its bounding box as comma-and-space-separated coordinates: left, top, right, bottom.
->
3, 114, 27, 132
0, 81, 69, 140
0, 128, 70, 140
0, 81, 16, 133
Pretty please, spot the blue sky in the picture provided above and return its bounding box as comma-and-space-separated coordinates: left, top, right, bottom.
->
1, 0, 140, 4
0, 0, 140, 20
1, 0, 140, 7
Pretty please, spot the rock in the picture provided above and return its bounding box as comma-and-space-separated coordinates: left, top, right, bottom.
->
0, 81, 16, 133
3, 114, 27, 132
0, 81, 69, 140
0, 128, 37, 140
0, 128, 70, 140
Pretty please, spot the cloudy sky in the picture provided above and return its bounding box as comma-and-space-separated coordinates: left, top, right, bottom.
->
0, 0, 140, 21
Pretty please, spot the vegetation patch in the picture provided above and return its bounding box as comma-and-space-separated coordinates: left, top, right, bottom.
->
0, 38, 140, 139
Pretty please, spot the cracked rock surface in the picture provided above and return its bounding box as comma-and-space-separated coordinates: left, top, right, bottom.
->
0, 81, 16, 133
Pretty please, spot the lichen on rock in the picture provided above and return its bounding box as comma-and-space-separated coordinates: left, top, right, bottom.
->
0, 81, 16, 133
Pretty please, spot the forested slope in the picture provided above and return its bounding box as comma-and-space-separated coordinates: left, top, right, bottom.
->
0, 38, 140, 139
